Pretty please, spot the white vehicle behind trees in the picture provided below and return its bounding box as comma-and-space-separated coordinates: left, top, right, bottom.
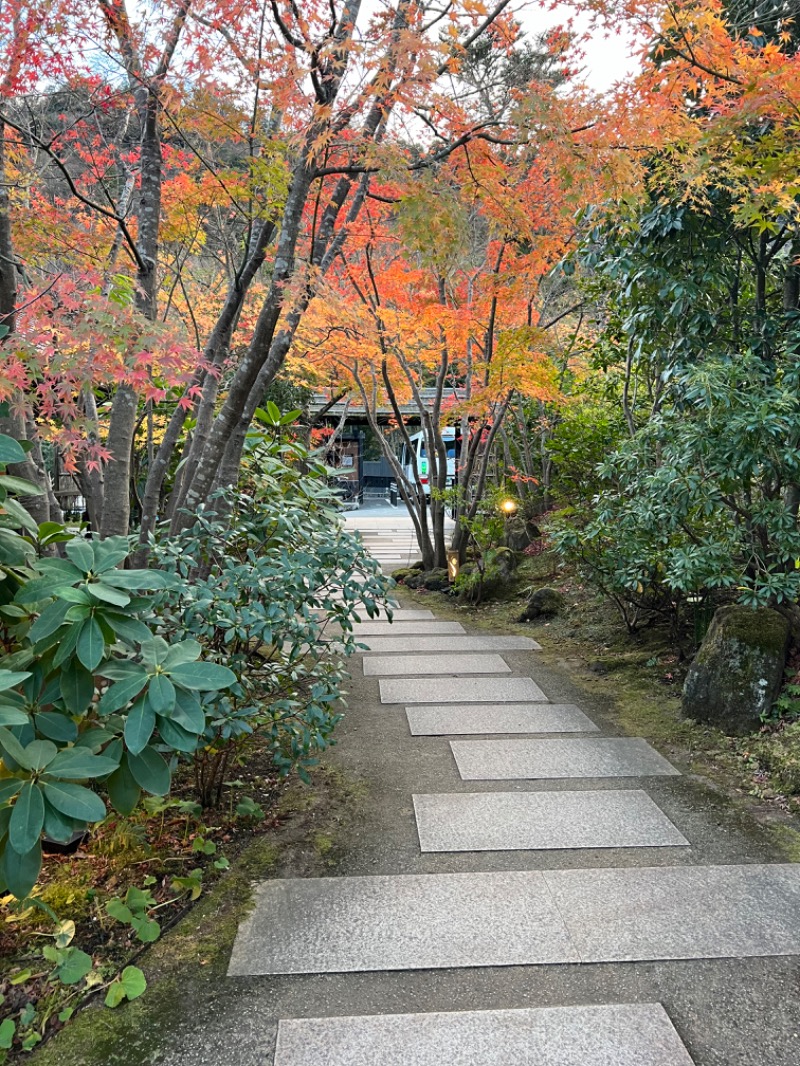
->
399, 428, 458, 496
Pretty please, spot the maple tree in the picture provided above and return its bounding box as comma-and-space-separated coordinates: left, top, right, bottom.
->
0, 0, 796, 549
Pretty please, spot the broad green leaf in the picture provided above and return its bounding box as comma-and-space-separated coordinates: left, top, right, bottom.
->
9, 782, 45, 854
60, 662, 95, 715
56, 586, 92, 605
162, 640, 202, 669
157, 716, 197, 752
22, 739, 57, 771
15, 575, 67, 604
91, 541, 130, 573
52, 621, 82, 670
0, 726, 30, 768
0, 1017, 15, 1050
0, 670, 30, 692
171, 690, 205, 734
28, 599, 71, 644
0, 707, 28, 727
105, 898, 133, 924
104, 613, 153, 645
0, 435, 27, 464
45, 749, 117, 780
103, 569, 174, 590
0, 473, 43, 496
74, 727, 115, 751
33, 712, 78, 744
105, 965, 146, 1007
87, 582, 130, 607
128, 746, 170, 796
169, 661, 236, 691
0, 839, 42, 899
2, 496, 38, 532
42, 781, 106, 823
0, 528, 33, 566
54, 918, 76, 948
147, 673, 176, 715
65, 539, 94, 573
36, 558, 84, 581
140, 637, 169, 668
52, 947, 93, 985
98, 672, 148, 716
77, 617, 105, 672
107, 756, 141, 816
0, 777, 22, 804
131, 915, 160, 942
43, 798, 78, 843
124, 699, 155, 755
100, 660, 147, 682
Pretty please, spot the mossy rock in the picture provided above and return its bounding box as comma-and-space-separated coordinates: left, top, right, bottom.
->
519, 586, 564, 622
390, 567, 416, 583
505, 516, 542, 552
494, 546, 518, 577
682, 605, 790, 734
405, 568, 450, 592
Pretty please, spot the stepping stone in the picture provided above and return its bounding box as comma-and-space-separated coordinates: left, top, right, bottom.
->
364, 654, 511, 677
543, 863, 800, 963
273, 1003, 696, 1066
227, 864, 800, 975
413, 790, 690, 852
381, 676, 547, 705
406, 703, 597, 735
227, 870, 577, 975
360, 635, 541, 653
383, 610, 436, 621
451, 737, 680, 780
350, 621, 465, 635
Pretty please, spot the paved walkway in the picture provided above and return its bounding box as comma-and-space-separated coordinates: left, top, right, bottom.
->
223, 521, 800, 1065
343, 500, 453, 572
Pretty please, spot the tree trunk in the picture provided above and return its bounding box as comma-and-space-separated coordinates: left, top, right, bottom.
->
177, 161, 316, 525
100, 93, 164, 537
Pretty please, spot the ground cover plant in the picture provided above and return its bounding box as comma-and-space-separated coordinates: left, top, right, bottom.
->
0, 420, 391, 1057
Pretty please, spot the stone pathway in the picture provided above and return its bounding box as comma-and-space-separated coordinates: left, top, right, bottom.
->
224, 536, 800, 1064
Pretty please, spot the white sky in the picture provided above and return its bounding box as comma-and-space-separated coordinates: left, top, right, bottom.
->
358, 1, 641, 95
521, 2, 641, 92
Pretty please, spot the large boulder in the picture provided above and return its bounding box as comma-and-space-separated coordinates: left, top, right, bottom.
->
682, 606, 790, 733
519, 586, 564, 622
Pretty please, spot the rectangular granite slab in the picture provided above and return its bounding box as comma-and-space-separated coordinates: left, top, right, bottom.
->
406, 703, 597, 735
381, 610, 436, 620
451, 737, 680, 780
380, 676, 548, 705
364, 654, 511, 677
413, 790, 690, 852
273, 1003, 696, 1066
227, 870, 577, 975
361, 635, 541, 653
543, 863, 800, 962
350, 621, 466, 636
227, 864, 800, 975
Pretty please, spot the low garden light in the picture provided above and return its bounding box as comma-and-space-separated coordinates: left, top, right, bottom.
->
446, 549, 460, 582
500, 498, 518, 515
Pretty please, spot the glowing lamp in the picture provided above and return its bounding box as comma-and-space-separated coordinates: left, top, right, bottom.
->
446, 550, 460, 582
500, 498, 518, 515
